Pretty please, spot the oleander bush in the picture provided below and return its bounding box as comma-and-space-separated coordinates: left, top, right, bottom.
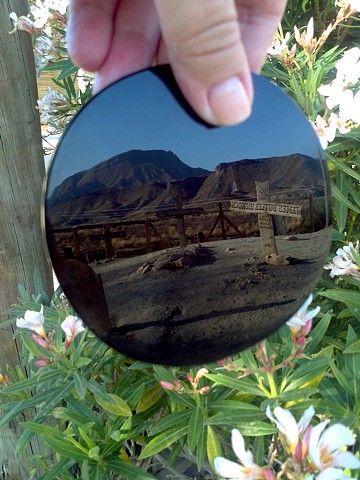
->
1, 1, 359, 479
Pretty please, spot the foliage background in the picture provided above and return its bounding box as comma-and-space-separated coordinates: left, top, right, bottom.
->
0, 1, 359, 479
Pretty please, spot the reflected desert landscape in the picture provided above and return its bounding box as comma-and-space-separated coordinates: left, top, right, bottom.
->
44, 67, 332, 364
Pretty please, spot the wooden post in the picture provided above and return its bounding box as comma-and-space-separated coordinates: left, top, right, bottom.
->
175, 196, 186, 248
73, 226, 81, 259
103, 224, 114, 258
255, 181, 278, 255
218, 203, 227, 240
229, 181, 302, 256
0, 2, 52, 477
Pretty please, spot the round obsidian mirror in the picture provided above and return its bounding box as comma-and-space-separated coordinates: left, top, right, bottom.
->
44, 65, 332, 365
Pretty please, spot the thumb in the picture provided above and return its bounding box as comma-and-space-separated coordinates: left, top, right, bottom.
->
154, 0, 253, 126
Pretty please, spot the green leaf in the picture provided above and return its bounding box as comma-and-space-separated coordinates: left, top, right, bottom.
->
94, 393, 132, 417
88, 446, 100, 459
207, 425, 222, 470
283, 357, 330, 391
43, 59, 78, 79
149, 410, 192, 437
73, 371, 87, 400
187, 405, 204, 454
78, 426, 96, 450
289, 400, 354, 423
253, 436, 265, 465
196, 421, 207, 472
37, 458, 76, 480
76, 357, 92, 368
136, 383, 163, 413
332, 180, 360, 214
44, 436, 89, 461
139, 426, 188, 459
16, 382, 75, 455
19, 422, 63, 437
207, 418, 276, 436
319, 290, 360, 310
272, 387, 319, 404
123, 382, 145, 411
0, 390, 54, 429
344, 339, 360, 353
92, 463, 107, 480
102, 418, 132, 457
240, 348, 258, 370
305, 312, 332, 354
108, 460, 156, 479
206, 373, 267, 396
65, 397, 103, 432
207, 400, 264, 422
319, 377, 345, 406
0, 368, 60, 395
330, 362, 355, 397
344, 326, 360, 401
327, 153, 360, 182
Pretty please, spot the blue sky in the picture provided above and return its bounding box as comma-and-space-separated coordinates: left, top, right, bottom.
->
46, 68, 324, 193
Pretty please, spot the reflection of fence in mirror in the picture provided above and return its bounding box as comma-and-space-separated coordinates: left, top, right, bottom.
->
54, 162, 326, 263
47, 152, 331, 364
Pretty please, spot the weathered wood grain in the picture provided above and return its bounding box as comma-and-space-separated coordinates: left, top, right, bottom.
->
0, 1, 53, 478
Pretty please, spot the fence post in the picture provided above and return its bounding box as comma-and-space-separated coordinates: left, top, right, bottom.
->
0, 2, 52, 478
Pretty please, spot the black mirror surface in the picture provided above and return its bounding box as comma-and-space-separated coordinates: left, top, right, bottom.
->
44, 65, 332, 365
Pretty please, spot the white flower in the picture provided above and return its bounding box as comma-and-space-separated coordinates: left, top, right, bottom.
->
337, 241, 359, 259
9, 12, 40, 35
16, 306, 47, 339
335, 47, 360, 85
266, 405, 315, 454
340, 90, 360, 125
318, 79, 349, 111
37, 87, 67, 124
214, 429, 270, 480
308, 421, 360, 476
325, 242, 360, 280
30, 0, 50, 28
268, 32, 291, 57
328, 113, 351, 135
286, 294, 320, 333
294, 17, 316, 52
312, 115, 336, 149
324, 256, 360, 280
347, 0, 360, 10
44, 0, 69, 15
61, 315, 85, 347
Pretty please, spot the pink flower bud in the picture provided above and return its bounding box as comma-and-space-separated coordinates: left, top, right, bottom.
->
160, 381, 176, 391
32, 333, 50, 350
198, 386, 210, 395
262, 468, 276, 480
34, 357, 49, 368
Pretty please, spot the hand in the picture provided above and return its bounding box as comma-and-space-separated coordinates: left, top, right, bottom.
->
67, 0, 287, 126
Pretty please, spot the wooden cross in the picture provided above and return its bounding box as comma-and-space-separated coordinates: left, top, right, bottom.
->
229, 180, 302, 256
155, 196, 204, 247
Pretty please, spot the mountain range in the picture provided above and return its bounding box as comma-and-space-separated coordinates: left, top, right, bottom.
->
47, 149, 325, 227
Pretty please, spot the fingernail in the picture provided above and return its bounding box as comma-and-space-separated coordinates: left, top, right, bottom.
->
206, 76, 251, 126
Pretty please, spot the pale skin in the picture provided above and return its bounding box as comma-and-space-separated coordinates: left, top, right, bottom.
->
67, 0, 288, 126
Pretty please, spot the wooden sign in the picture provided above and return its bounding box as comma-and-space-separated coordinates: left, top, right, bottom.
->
229, 200, 302, 218
155, 207, 204, 218
229, 180, 302, 256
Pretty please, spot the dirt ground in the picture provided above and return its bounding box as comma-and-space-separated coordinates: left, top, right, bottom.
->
93, 227, 332, 365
